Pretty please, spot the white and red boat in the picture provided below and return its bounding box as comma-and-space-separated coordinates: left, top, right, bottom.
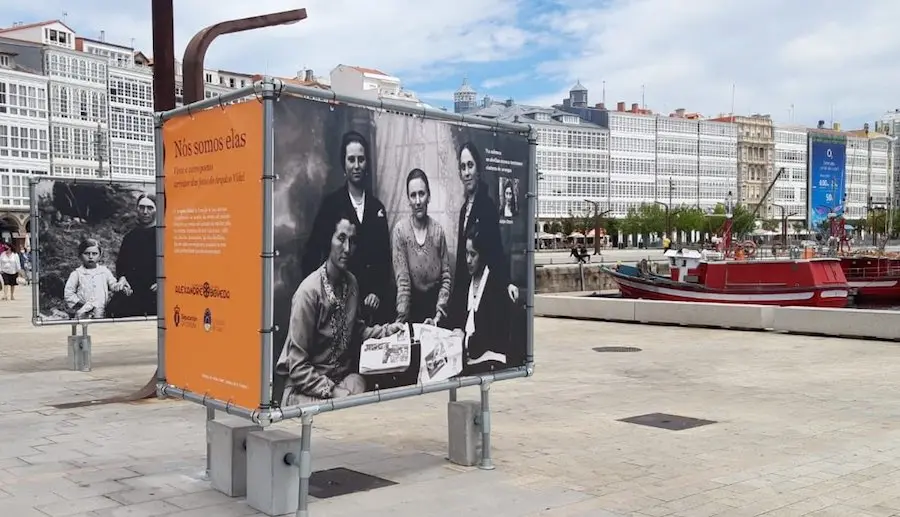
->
840, 255, 900, 301
602, 249, 850, 308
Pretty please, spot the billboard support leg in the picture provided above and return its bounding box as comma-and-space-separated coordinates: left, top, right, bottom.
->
68, 324, 92, 372
296, 413, 313, 517
477, 381, 495, 470
204, 406, 216, 480
66, 324, 78, 370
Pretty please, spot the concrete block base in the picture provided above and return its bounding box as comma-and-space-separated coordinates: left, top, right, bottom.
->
448, 400, 481, 467
246, 429, 301, 516
208, 418, 262, 497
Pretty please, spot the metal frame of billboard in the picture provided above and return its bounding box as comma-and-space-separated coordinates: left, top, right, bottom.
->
28, 175, 159, 328
28, 175, 159, 372
154, 77, 536, 514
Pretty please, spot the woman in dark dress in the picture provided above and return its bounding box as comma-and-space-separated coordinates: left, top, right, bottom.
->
114, 193, 158, 317
449, 227, 512, 375
301, 131, 394, 325
448, 142, 519, 323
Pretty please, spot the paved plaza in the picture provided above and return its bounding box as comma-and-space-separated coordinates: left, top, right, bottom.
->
4, 290, 900, 516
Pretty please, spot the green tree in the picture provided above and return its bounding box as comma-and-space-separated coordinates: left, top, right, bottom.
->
761, 219, 779, 232
621, 207, 643, 235
560, 216, 577, 236
672, 206, 706, 233
548, 221, 563, 234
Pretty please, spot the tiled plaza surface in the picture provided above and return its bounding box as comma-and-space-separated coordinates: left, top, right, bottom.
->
3, 289, 900, 516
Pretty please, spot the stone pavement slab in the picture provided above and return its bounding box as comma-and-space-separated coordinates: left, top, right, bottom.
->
4, 290, 900, 516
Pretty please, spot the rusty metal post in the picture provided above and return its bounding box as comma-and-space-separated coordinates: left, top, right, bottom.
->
182, 9, 307, 104
151, 0, 176, 111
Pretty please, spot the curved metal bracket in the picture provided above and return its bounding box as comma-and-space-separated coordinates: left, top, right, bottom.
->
182, 9, 308, 104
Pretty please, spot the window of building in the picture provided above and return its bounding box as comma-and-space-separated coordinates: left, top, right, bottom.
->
0, 123, 50, 160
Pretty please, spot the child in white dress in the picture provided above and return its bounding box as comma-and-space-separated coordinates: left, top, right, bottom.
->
64, 238, 124, 319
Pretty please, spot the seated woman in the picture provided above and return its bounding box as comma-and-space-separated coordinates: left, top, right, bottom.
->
449, 227, 513, 375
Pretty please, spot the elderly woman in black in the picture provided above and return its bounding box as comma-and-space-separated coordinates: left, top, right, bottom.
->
448, 142, 519, 323
301, 130, 393, 324
114, 193, 158, 317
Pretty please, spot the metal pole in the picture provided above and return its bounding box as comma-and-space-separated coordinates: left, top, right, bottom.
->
296, 413, 314, 517
478, 381, 494, 470
205, 406, 215, 479
151, 0, 176, 112
182, 10, 307, 104
259, 78, 277, 409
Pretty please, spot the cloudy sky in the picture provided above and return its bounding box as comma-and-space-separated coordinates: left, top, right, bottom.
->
4, 0, 898, 128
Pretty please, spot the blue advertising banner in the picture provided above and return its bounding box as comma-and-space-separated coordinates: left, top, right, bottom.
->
807, 132, 847, 230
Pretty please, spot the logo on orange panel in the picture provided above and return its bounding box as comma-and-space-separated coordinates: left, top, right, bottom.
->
203, 308, 213, 332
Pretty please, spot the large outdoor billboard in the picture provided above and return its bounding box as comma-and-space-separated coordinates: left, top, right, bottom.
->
31, 178, 158, 323
271, 95, 530, 407
162, 100, 264, 411
807, 131, 847, 230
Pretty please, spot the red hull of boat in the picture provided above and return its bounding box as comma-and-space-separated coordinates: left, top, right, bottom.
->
612, 275, 848, 307
607, 258, 849, 308
840, 257, 900, 301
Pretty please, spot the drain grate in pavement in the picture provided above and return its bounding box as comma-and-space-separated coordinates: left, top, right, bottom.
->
593, 346, 642, 353
309, 467, 396, 499
619, 413, 716, 431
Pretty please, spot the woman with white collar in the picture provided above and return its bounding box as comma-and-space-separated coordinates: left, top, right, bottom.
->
452, 227, 512, 375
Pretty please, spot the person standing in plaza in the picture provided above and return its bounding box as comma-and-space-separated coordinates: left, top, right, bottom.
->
0, 243, 21, 301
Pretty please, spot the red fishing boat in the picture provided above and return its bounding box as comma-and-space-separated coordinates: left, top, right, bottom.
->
603, 249, 850, 307
840, 255, 900, 301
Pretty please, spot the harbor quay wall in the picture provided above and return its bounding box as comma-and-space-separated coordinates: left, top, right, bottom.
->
535, 263, 668, 294
535, 295, 900, 341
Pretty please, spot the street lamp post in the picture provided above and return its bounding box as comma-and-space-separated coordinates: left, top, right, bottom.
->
583, 199, 611, 255
772, 203, 793, 246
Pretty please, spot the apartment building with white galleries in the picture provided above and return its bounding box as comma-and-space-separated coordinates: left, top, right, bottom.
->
77, 35, 153, 180
0, 21, 109, 178
772, 125, 807, 221
0, 38, 49, 244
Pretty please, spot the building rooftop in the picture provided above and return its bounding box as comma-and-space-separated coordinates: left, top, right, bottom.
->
456, 77, 476, 94
0, 19, 75, 34
469, 101, 605, 129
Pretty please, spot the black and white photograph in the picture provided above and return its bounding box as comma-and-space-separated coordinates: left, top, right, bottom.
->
270, 95, 530, 408
498, 176, 520, 220
32, 179, 158, 322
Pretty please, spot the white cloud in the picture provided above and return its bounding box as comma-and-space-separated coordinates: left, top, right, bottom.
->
15, 0, 536, 80
527, 0, 900, 127
482, 72, 531, 90
6, 0, 900, 126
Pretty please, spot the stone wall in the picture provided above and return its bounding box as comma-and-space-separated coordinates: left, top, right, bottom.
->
535, 262, 670, 294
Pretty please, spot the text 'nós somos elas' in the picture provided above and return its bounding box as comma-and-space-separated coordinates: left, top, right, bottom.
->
172, 129, 248, 158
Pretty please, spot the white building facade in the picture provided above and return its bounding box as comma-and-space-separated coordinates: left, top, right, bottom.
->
845, 134, 891, 219
0, 21, 109, 178
605, 109, 737, 217
772, 125, 808, 221
331, 65, 421, 105
0, 50, 49, 242
78, 37, 154, 180
533, 112, 609, 220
